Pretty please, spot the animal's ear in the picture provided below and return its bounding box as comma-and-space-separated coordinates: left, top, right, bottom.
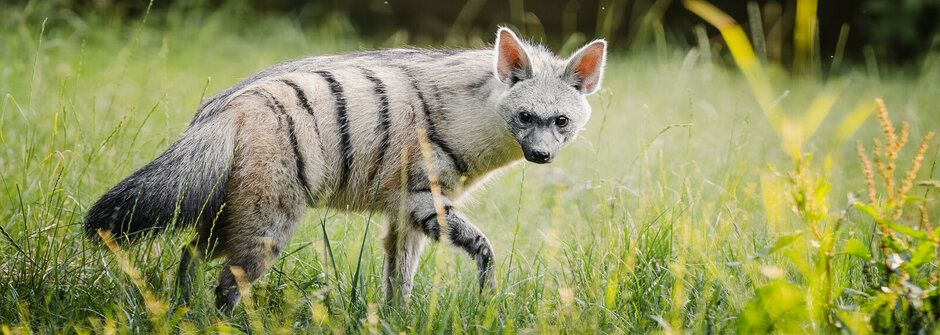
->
494, 28, 533, 85
564, 39, 607, 95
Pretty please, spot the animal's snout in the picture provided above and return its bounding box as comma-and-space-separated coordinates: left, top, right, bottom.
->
518, 132, 557, 164
526, 150, 552, 164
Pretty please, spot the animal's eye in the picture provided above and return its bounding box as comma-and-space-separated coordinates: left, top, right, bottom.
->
518, 112, 533, 123
555, 116, 569, 127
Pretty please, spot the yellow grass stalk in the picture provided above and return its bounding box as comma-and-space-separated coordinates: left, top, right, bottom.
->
792, 0, 817, 75
793, 90, 841, 153
831, 99, 876, 149
683, 0, 780, 134
415, 127, 445, 330
415, 127, 449, 228
228, 266, 264, 334
97, 230, 169, 335
684, 0, 848, 157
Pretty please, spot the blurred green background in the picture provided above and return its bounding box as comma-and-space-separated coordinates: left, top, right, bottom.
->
19, 0, 940, 65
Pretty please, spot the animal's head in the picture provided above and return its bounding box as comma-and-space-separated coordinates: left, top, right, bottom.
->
492, 28, 607, 164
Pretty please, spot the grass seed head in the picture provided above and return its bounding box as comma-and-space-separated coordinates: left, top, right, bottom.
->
898, 132, 935, 200
856, 140, 878, 204
875, 98, 897, 149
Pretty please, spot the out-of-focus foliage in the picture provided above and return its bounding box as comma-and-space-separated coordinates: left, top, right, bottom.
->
687, 1, 940, 332
31, 0, 940, 65
862, 0, 940, 63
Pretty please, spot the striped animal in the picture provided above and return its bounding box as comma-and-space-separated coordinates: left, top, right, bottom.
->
84, 28, 607, 312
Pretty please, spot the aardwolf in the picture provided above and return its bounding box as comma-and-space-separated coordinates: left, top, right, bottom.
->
84, 28, 607, 312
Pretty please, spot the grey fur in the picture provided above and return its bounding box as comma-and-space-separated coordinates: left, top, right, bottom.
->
83, 28, 607, 311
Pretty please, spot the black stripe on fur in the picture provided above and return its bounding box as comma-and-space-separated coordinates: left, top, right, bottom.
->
359, 67, 393, 188
254, 90, 312, 197
394, 66, 469, 174
279, 79, 328, 165
313, 71, 353, 190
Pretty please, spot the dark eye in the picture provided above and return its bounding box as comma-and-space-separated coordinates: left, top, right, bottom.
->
555, 116, 569, 127
518, 112, 533, 123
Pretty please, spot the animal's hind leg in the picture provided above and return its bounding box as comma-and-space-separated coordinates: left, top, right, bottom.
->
175, 238, 207, 305
213, 191, 305, 314
382, 217, 428, 302
176, 223, 226, 305
213, 179, 307, 313
214, 238, 292, 314
382, 220, 399, 300
212, 122, 310, 313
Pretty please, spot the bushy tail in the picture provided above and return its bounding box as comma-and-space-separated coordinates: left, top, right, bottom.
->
84, 120, 237, 242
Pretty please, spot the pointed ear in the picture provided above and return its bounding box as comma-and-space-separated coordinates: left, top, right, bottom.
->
494, 28, 533, 85
564, 39, 607, 95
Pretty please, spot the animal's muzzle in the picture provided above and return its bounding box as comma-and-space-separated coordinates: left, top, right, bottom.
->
524, 150, 553, 164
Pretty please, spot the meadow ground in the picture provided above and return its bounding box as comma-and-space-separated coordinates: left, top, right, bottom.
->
1, 5, 939, 334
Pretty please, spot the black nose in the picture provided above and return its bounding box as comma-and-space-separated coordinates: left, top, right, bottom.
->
530, 151, 551, 164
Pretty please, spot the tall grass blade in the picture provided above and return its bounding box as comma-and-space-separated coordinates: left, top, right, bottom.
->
831, 24, 850, 74
746, 2, 766, 63
683, 0, 781, 134
349, 180, 383, 311
793, 0, 818, 76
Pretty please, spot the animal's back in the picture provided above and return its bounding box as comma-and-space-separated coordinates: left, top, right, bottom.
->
199, 48, 497, 211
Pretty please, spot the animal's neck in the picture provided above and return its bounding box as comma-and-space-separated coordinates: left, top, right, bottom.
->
430, 60, 524, 180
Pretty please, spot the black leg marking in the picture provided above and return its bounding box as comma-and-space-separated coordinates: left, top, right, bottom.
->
408, 169, 432, 193
215, 255, 271, 314
412, 205, 453, 240
394, 66, 469, 174
417, 212, 441, 240
446, 224, 494, 291
359, 67, 393, 187
215, 266, 241, 314
176, 243, 200, 305
410, 187, 431, 193
313, 71, 353, 190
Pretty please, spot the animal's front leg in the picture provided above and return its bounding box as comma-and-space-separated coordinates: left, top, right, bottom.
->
443, 210, 496, 291
382, 217, 429, 302
406, 191, 496, 292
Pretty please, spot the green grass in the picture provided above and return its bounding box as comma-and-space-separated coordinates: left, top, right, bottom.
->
2, 4, 939, 334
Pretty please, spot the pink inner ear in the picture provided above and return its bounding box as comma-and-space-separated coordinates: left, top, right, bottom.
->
498, 31, 527, 78
574, 43, 605, 90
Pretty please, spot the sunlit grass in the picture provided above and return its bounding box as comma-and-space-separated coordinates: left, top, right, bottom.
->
1, 2, 939, 334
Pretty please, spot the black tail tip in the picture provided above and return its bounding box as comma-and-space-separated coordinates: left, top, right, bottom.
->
83, 201, 136, 243
83, 204, 113, 237
83, 204, 166, 244
82, 216, 114, 242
